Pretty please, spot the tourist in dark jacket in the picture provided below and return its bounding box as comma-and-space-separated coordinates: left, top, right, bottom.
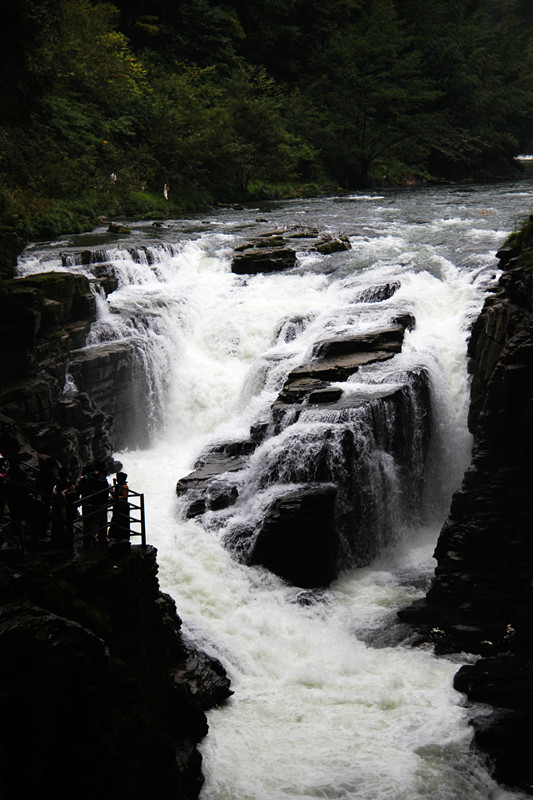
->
109, 472, 130, 541
78, 463, 110, 548
51, 468, 78, 555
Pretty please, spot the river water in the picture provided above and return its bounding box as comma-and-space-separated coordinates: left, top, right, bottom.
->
20, 182, 533, 799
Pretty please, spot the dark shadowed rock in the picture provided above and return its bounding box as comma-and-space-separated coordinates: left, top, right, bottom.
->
399, 219, 533, 794
248, 484, 338, 588
0, 547, 232, 800
176, 452, 246, 517
0, 271, 115, 468
232, 244, 297, 274
308, 387, 343, 404
312, 325, 404, 359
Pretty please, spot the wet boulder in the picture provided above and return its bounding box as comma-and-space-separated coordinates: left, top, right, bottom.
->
352, 282, 400, 303
312, 324, 405, 359
231, 242, 297, 274
248, 483, 338, 588
176, 452, 246, 517
314, 234, 351, 254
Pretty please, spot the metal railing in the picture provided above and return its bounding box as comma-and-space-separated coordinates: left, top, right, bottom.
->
1, 466, 147, 554
71, 489, 147, 548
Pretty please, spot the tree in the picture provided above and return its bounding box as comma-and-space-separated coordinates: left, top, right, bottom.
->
302, 0, 437, 186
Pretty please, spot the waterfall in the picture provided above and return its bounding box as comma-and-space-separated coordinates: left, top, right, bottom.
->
19, 183, 531, 799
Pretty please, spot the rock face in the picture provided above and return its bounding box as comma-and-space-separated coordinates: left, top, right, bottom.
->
69, 341, 152, 449
0, 266, 233, 800
0, 269, 152, 465
0, 271, 116, 470
0, 546, 232, 800
399, 218, 533, 794
177, 300, 430, 588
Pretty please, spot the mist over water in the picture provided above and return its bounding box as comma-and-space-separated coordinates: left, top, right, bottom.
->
20, 182, 533, 799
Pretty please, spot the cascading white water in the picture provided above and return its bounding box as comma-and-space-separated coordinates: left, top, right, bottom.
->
19, 183, 532, 799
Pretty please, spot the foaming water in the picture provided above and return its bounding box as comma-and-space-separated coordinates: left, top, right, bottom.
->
20, 182, 533, 799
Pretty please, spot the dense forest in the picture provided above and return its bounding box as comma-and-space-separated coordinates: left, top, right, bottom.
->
1, 0, 533, 239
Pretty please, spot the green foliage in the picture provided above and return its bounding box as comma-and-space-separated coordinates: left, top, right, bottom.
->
1, 0, 533, 234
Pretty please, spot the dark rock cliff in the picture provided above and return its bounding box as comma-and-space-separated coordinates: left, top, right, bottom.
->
399, 217, 533, 794
0, 268, 152, 467
0, 545, 232, 800
0, 271, 115, 470
0, 262, 232, 798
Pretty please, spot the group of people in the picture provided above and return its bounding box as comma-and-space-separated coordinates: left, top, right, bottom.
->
78, 463, 131, 549
0, 423, 131, 554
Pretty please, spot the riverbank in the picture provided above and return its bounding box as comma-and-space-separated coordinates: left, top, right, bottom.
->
0, 180, 346, 277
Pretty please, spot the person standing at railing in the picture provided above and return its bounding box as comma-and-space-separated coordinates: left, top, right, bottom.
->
51, 468, 78, 556
78, 463, 110, 549
109, 472, 130, 542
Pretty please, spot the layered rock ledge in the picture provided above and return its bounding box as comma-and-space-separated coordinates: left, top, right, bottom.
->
0, 271, 116, 469
177, 300, 430, 588
399, 217, 533, 794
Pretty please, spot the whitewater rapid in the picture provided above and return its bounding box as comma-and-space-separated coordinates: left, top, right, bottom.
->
19, 183, 532, 799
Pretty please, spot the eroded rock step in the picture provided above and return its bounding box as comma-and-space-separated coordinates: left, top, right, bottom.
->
231, 224, 351, 274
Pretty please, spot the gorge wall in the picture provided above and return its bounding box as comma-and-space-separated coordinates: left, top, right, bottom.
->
0, 545, 231, 800
400, 217, 533, 794
0, 263, 232, 797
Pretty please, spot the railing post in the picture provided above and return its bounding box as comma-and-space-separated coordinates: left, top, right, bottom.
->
139, 493, 146, 547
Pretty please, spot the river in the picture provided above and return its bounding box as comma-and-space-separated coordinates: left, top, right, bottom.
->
19, 181, 532, 799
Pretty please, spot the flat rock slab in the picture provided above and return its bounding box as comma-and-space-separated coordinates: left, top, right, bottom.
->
312, 324, 405, 359
176, 453, 246, 493
176, 453, 247, 517
286, 349, 396, 383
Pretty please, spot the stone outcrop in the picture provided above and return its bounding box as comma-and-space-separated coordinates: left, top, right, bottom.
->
399, 217, 533, 794
69, 341, 152, 449
0, 271, 116, 470
177, 302, 430, 588
248, 483, 338, 587
0, 268, 152, 465
0, 545, 231, 800
231, 225, 351, 274
0, 260, 233, 800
